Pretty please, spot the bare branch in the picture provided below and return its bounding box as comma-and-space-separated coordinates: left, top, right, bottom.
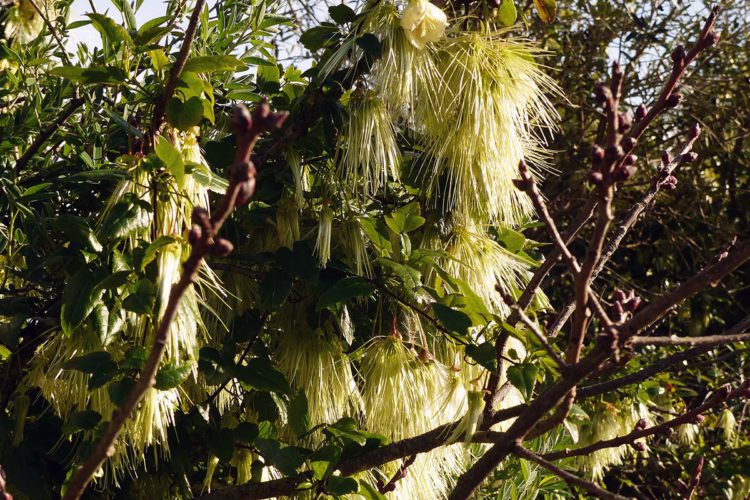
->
513, 445, 633, 500
150, 0, 208, 136
629, 331, 750, 346
62, 104, 287, 500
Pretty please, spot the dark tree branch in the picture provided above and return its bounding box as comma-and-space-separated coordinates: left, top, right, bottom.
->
62, 104, 287, 500
150, 0, 208, 136
14, 96, 84, 174
513, 444, 633, 500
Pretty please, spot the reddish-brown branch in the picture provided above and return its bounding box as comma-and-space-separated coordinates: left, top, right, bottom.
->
62, 104, 286, 500
544, 382, 747, 462
150, 0, 208, 136
513, 445, 632, 500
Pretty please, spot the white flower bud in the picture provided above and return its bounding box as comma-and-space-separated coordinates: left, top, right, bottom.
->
400, 0, 448, 50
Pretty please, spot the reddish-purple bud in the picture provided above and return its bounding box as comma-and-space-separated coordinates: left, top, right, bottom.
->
635, 418, 648, 430
591, 145, 605, 165
704, 30, 720, 47
255, 100, 271, 120
613, 289, 627, 303
236, 180, 255, 205
688, 123, 701, 140
624, 154, 638, 166
232, 104, 252, 131
618, 112, 633, 133
594, 84, 613, 106
666, 93, 683, 108
632, 441, 647, 452
671, 45, 686, 64
661, 175, 678, 190
605, 144, 623, 161
188, 226, 202, 245
587, 171, 604, 186
232, 160, 256, 183
625, 139, 639, 152
191, 207, 210, 228
661, 151, 673, 166
613, 164, 637, 181
635, 104, 648, 122
693, 414, 705, 424
681, 152, 699, 163
211, 238, 234, 257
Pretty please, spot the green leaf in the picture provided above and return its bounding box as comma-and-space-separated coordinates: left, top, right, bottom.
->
166, 96, 205, 131
275, 243, 319, 283
87, 13, 133, 45
329, 4, 356, 24
108, 377, 136, 406
139, 236, 178, 271
55, 214, 102, 252
101, 199, 151, 240
260, 269, 293, 311
155, 136, 185, 187
62, 410, 102, 435
209, 428, 236, 462
61, 268, 106, 335
253, 439, 307, 475
317, 277, 375, 310
464, 342, 497, 372
356, 34, 383, 59
507, 363, 538, 400
309, 445, 341, 480
432, 303, 472, 337
327, 476, 359, 495
497, 0, 517, 26
497, 226, 526, 253
299, 25, 339, 52
121, 346, 148, 371
359, 480, 388, 500
236, 358, 291, 394
288, 390, 309, 436
88, 359, 119, 390
154, 363, 191, 390
384, 203, 425, 235
360, 218, 392, 256
234, 422, 259, 444
96, 270, 132, 290
63, 351, 113, 373
50, 65, 127, 85
0, 345, 10, 361
122, 279, 157, 314
532, 0, 557, 23
183, 55, 244, 73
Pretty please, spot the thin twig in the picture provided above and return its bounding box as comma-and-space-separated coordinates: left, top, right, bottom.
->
62, 104, 287, 500
150, 0, 208, 136
513, 444, 633, 500
629, 331, 750, 346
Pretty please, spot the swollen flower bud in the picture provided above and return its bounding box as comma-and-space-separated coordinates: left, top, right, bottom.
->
594, 84, 613, 107
661, 151, 673, 167
191, 207, 210, 229
400, 0, 449, 50
704, 30, 720, 47
188, 226, 202, 245
632, 441, 647, 452
660, 174, 678, 190
587, 171, 604, 186
605, 144, 623, 161
591, 145, 605, 165
618, 111, 633, 133
624, 154, 638, 166
635, 418, 648, 431
210, 238, 234, 257
681, 152, 699, 163
666, 93, 683, 108
232, 104, 252, 132
635, 104, 648, 121
236, 180, 255, 205
622, 137, 637, 150
671, 45, 686, 64
693, 414, 705, 424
